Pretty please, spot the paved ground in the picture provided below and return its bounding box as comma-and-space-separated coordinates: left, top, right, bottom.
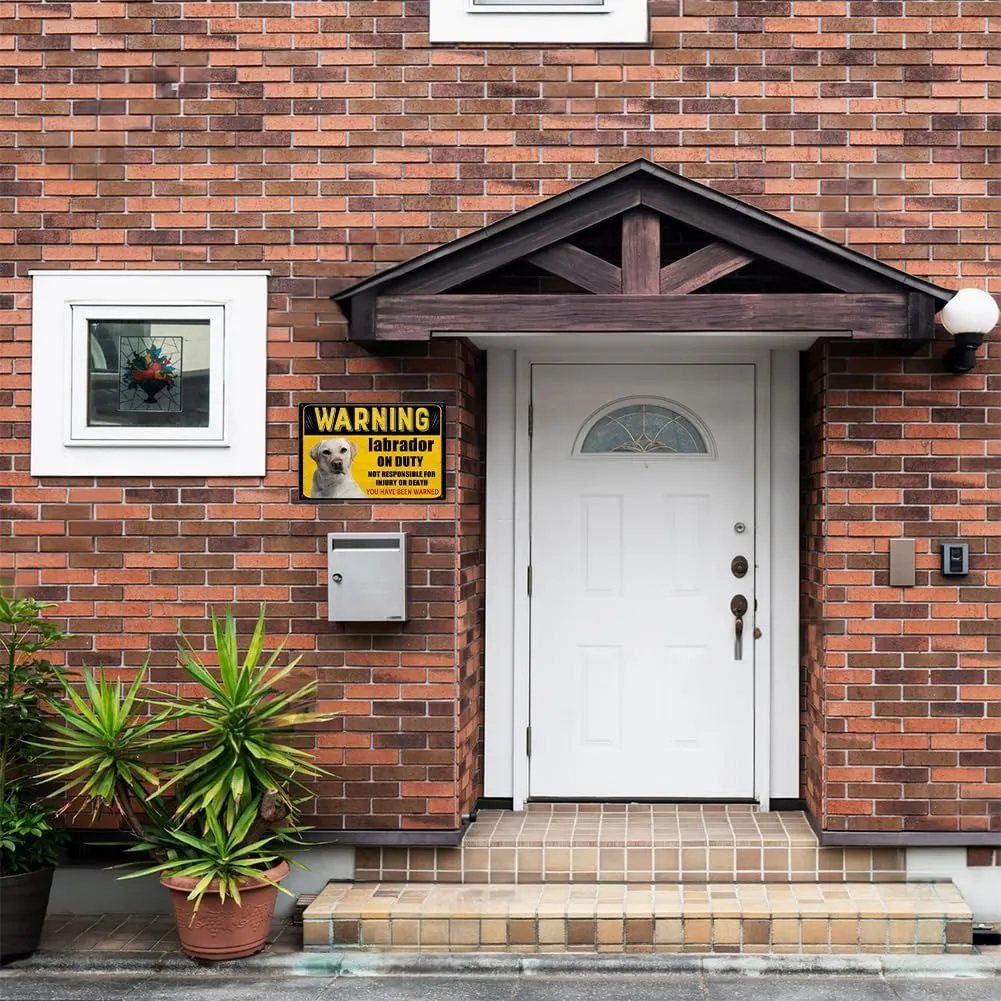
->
6, 912, 1000, 999
2, 975, 1001, 1001
32, 911, 1001, 961
36, 913, 299, 956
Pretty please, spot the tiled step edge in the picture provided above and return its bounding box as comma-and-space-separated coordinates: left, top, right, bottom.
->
302, 881, 972, 955
355, 845, 907, 884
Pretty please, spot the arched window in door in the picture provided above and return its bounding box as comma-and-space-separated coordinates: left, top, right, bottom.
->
574, 398, 713, 456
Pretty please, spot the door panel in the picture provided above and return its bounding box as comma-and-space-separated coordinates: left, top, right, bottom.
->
529, 364, 756, 799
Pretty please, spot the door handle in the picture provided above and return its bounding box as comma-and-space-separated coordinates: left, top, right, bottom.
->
730, 594, 748, 660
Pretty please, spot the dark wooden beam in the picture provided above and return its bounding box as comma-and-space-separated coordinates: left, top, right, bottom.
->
348, 290, 377, 342
907, 291, 938, 341
389, 185, 643, 296
638, 180, 904, 295
367, 293, 911, 342
621, 208, 661, 294
527, 243, 622, 294
660, 241, 755, 294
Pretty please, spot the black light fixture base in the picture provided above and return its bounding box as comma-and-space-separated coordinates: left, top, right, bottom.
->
943, 332, 984, 374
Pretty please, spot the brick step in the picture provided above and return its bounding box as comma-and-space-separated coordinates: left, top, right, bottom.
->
356, 807, 906, 885
303, 881, 973, 955
356, 843, 907, 885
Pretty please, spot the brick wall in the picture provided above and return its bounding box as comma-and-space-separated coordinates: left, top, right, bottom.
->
454, 341, 486, 822
304, 339, 486, 831
800, 344, 828, 823
806, 339, 1000, 834
1, 1, 999, 834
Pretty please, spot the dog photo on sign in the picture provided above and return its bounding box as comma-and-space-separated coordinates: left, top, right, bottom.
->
309, 437, 366, 499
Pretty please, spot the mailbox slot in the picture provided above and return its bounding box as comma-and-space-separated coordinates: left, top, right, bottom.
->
327, 533, 407, 622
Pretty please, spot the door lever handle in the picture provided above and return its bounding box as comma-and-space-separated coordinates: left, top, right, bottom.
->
730, 594, 748, 661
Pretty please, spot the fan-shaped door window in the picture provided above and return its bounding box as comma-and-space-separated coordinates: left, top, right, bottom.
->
576, 399, 712, 456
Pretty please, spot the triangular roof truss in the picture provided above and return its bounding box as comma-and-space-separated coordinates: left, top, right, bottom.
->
334, 159, 951, 343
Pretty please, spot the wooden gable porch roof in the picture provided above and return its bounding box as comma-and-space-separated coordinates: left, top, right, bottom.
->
333, 158, 953, 343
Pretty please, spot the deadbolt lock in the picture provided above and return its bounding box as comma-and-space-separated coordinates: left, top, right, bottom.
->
731, 555, 749, 578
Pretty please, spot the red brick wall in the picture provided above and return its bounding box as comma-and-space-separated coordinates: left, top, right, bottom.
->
4, 333, 485, 832
304, 339, 486, 831
1, 2, 999, 834
454, 341, 486, 821
804, 338, 1001, 835
800, 344, 828, 823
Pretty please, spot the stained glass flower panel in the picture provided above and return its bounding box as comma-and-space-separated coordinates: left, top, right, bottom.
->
87, 320, 211, 429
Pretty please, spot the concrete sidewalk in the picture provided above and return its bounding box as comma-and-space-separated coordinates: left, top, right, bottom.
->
2, 973, 1001, 1001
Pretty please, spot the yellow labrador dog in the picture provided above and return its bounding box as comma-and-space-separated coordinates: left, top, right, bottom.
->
309, 437, 366, 499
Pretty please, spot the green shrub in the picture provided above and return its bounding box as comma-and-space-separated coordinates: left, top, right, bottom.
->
0, 594, 69, 876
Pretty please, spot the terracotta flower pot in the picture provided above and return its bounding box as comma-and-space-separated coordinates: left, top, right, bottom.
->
161, 859, 289, 961
0, 867, 54, 965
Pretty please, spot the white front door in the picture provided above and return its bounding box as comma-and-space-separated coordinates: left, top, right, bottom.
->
529, 364, 757, 799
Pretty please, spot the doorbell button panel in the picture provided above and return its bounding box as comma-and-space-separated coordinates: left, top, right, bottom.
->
940, 542, 969, 577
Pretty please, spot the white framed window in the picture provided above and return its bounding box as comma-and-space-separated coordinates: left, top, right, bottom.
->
30, 271, 268, 477
471, 1, 605, 7
430, 0, 647, 44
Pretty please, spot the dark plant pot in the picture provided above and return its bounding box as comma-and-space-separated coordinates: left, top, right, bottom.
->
0, 867, 54, 965
161, 860, 289, 961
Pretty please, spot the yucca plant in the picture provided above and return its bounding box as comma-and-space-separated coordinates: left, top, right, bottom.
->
41, 666, 182, 851
122, 798, 305, 907
38, 606, 336, 911
155, 608, 333, 831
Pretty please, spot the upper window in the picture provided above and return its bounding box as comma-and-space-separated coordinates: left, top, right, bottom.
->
30, 271, 268, 477
574, 399, 713, 457
430, 0, 647, 44
473, 1, 605, 5
471, 1, 605, 6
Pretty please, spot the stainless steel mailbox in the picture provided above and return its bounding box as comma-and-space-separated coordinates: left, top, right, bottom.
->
327, 533, 407, 622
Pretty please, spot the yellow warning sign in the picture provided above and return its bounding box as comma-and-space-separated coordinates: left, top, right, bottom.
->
299, 404, 444, 501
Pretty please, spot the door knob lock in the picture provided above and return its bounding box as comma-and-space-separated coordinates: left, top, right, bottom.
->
731, 555, 749, 578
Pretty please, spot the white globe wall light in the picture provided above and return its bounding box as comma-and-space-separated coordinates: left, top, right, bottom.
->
940, 287, 1000, 374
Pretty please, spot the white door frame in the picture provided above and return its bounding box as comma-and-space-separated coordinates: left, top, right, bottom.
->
481, 339, 802, 811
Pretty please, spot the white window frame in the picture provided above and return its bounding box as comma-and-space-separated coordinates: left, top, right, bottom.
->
430, 0, 647, 44
30, 271, 268, 478
470, 1, 606, 9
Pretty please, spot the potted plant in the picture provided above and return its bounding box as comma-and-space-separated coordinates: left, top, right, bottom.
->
39, 606, 336, 961
0, 595, 69, 965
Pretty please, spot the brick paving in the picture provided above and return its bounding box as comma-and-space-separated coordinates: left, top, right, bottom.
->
36, 913, 301, 957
